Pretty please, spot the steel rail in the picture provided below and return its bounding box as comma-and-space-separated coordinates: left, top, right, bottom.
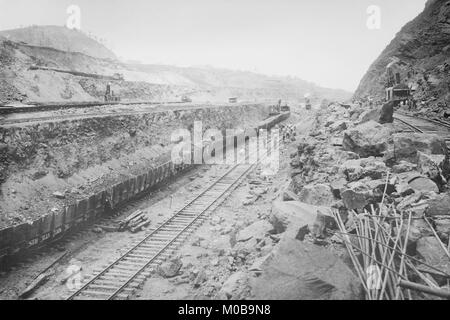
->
106, 164, 254, 300
67, 140, 273, 300
393, 116, 424, 133
67, 163, 242, 300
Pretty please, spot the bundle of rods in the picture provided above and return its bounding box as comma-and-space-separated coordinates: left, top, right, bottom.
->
332, 205, 450, 300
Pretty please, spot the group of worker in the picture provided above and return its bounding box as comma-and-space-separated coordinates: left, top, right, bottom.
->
104, 83, 121, 102
399, 98, 417, 110
279, 123, 296, 142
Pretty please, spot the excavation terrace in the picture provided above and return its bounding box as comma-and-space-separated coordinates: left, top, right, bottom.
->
0, 102, 281, 228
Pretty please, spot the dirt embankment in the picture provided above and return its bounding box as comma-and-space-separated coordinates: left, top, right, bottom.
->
0, 103, 270, 228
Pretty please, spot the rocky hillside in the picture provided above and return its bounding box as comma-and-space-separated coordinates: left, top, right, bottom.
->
0, 26, 116, 60
355, 0, 450, 109
0, 26, 351, 104
284, 102, 450, 297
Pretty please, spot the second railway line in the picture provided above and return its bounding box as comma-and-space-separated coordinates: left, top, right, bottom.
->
394, 112, 450, 150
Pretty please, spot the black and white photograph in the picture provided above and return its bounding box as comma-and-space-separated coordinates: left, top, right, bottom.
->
0, 0, 449, 305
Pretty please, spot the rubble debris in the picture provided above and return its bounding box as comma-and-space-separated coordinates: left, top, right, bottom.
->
217, 271, 248, 300
426, 194, 450, 217
357, 106, 381, 124
236, 220, 273, 243
193, 270, 208, 288
340, 181, 374, 211
281, 190, 300, 201
417, 152, 448, 186
158, 257, 183, 278
330, 178, 347, 198
298, 184, 335, 206
286, 100, 450, 300
269, 201, 322, 234
416, 236, 450, 282
392, 133, 447, 164
342, 120, 392, 157
311, 211, 335, 239
52, 191, 65, 199
408, 176, 439, 193
251, 239, 361, 300
340, 157, 387, 182
435, 219, 450, 241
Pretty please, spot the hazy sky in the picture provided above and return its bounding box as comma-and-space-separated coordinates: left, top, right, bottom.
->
0, 0, 427, 91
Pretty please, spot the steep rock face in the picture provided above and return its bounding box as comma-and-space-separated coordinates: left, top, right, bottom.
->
355, 0, 450, 107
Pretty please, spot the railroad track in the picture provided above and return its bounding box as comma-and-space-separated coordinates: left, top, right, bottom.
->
66, 161, 259, 300
394, 112, 450, 150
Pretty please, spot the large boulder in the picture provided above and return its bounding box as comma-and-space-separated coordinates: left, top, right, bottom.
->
218, 271, 249, 300
426, 194, 450, 217
396, 171, 440, 194
417, 152, 448, 185
269, 201, 329, 234
357, 106, 381, 124
408, 176, 439, 194
236, 220, 273, 242
435, 219, 450, 241
416, 237, 450, 284
340, 181, 374, 211
342, 121, 392, 157
330, 177, 348, 198
339, 178, 394, 211
396, 193, 423, 212
393, 133, 447, 164
379, 101, 395, 124
157, 257, 183, 278
329, 120, 350, 133
298, 184, 335, 206
340, 157, 388, 182
250, 238, 362, 300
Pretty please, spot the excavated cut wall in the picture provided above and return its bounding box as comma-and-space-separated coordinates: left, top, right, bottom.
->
0, 103, 288, 260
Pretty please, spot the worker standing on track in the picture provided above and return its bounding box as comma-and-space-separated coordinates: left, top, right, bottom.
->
105, 82, 112, 102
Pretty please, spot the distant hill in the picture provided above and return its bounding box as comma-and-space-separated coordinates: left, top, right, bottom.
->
0, 26, 116, 60
355, 0, 450, 107
0, 25, 351, 104
125, 64, 352, 102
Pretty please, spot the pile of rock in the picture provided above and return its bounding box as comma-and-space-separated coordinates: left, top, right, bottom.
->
286, 102, 450, 293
